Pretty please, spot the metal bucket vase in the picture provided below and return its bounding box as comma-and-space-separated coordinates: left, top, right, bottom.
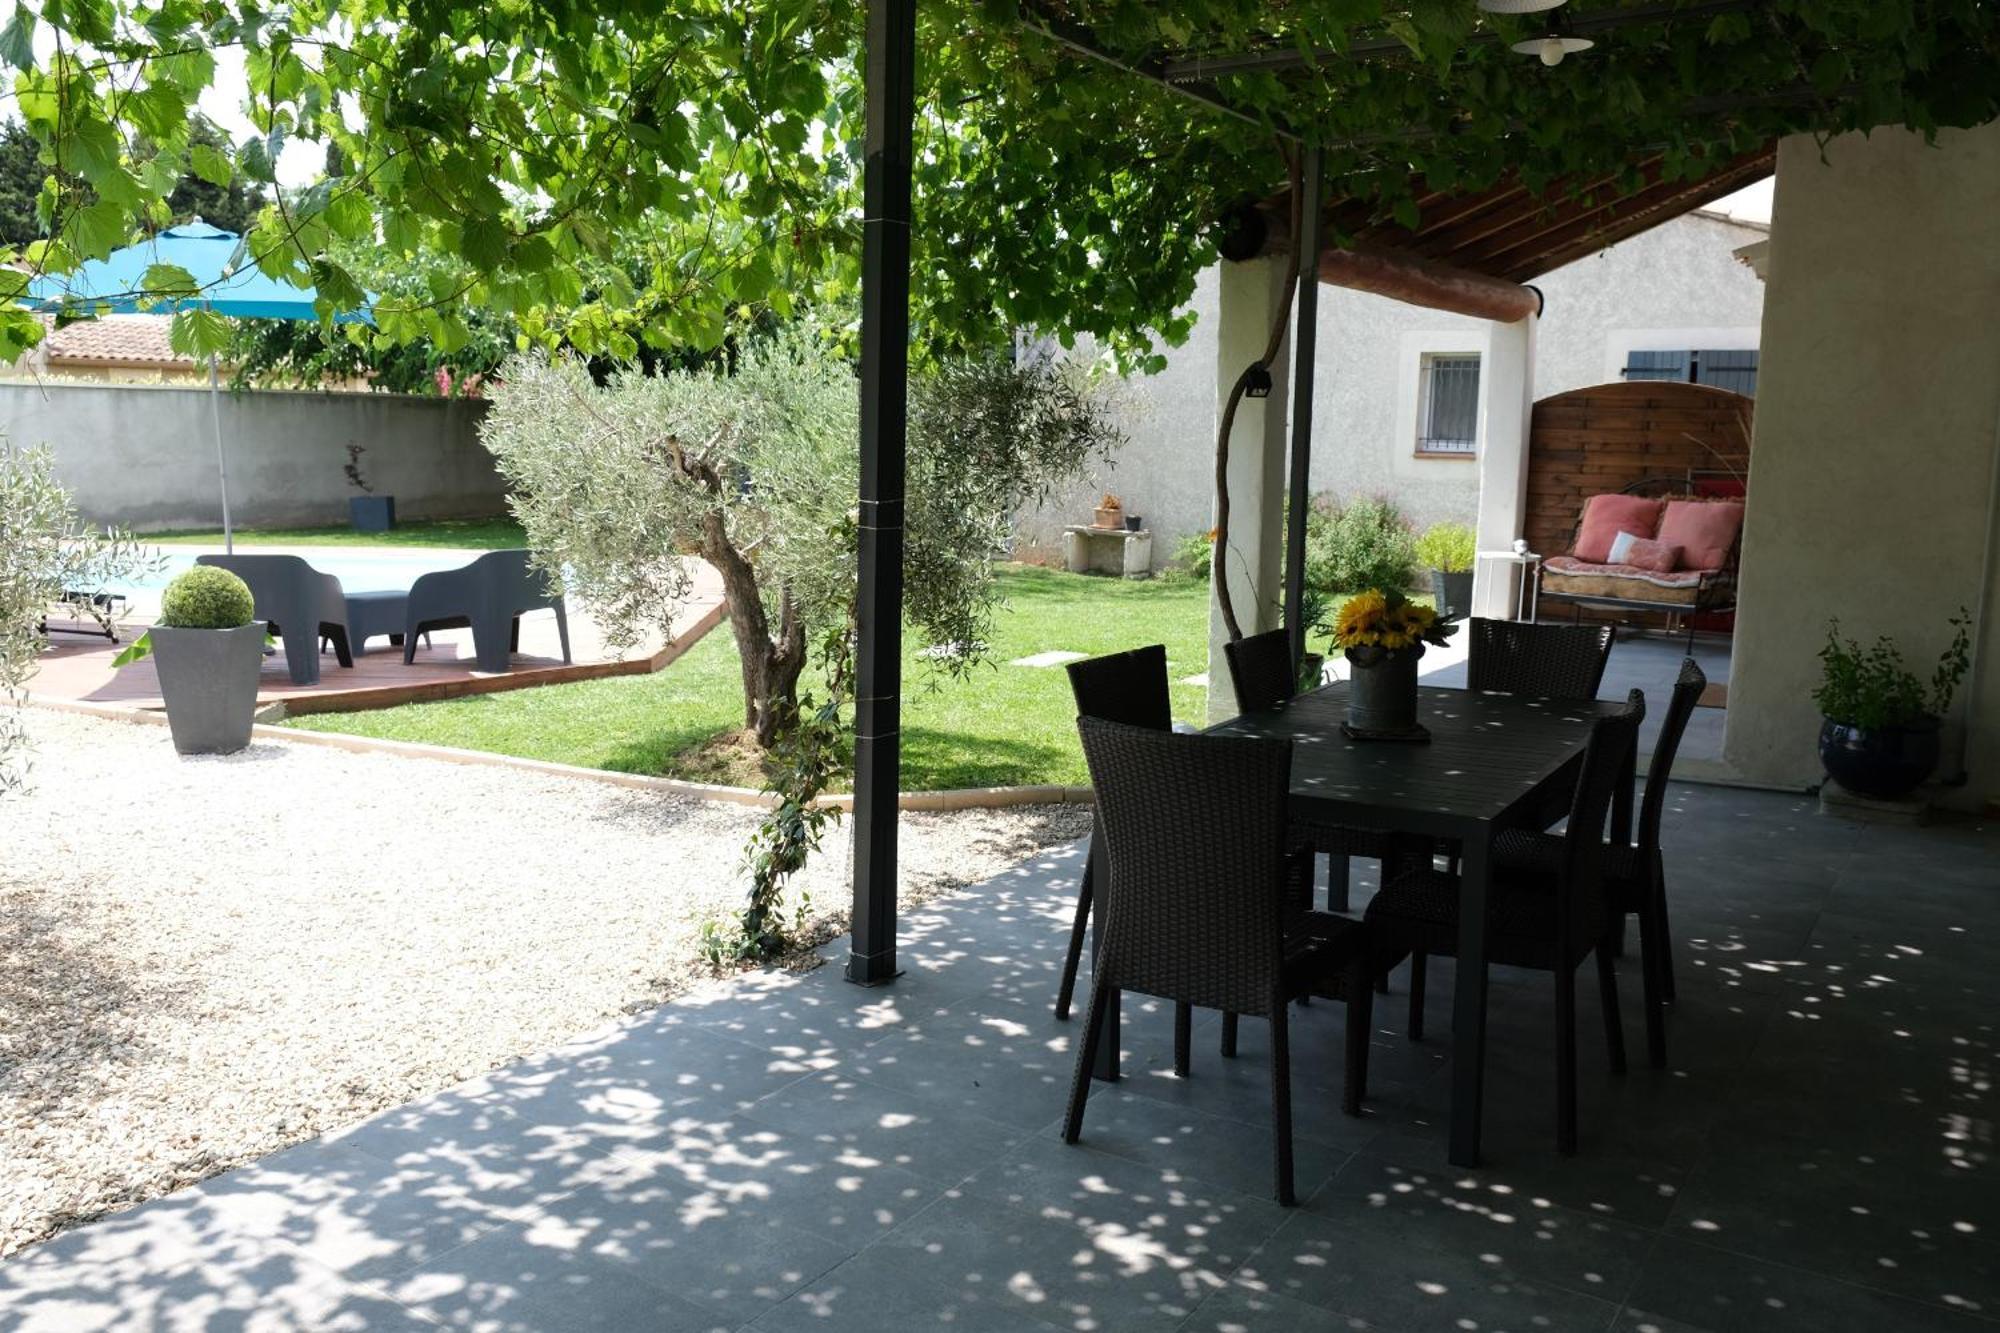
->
1346, 644, 1424, 734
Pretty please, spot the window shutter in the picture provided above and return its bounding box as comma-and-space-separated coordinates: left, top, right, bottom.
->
1623, 350, 1691, 382
1696, 349, 1758, 397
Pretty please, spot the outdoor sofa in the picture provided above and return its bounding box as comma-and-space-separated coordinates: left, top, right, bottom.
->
1536, 478, 1742, 644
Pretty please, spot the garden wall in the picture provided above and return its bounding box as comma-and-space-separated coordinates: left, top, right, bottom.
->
0, 382, 504, 531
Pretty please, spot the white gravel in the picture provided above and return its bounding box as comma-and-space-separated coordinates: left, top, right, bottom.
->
0, 708, 1088, 1258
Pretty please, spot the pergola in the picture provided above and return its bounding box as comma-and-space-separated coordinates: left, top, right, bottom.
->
840, 1, 1995, 985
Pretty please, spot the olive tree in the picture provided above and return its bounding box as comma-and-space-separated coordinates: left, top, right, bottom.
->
483, 329, 1123, 752
0, 441, 155, 791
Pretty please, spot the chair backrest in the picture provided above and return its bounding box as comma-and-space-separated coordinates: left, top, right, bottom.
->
1466, 618, 1616, 701
1637, 657, 1707, 854
195, 554, 341, 623
1064, 644, 1171, 730
1223, 627, 1296, 714
1558, 690, 1646, 941
471, 549, 560, 611
1077, 716, 1294, 1017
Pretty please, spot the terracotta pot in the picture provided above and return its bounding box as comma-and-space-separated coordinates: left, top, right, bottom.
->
1092, 505, 1123, 529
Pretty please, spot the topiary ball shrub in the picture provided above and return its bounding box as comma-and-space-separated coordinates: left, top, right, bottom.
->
158, 566, 256, 629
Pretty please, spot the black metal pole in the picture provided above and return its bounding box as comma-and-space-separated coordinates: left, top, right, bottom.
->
1284, 145, 1325, 667
848, 0, 915, 987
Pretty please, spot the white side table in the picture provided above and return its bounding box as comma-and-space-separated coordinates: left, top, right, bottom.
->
1475, 550, 1543, 622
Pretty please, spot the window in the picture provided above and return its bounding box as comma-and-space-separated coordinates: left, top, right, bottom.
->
1415, 353, 1481, 456
1623, 348, 1759, 397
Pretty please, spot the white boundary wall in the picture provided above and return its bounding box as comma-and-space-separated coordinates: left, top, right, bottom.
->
0, 381, 504, 531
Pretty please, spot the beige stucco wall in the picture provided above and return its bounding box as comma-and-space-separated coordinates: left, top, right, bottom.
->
1725, 124, 2000, 809
1022, 210, 1768, 569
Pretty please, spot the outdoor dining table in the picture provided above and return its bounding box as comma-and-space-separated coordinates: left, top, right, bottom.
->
1086, 679, 1631, 1168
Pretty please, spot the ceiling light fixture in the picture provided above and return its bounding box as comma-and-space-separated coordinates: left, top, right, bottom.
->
1477, 0, 1566, 12
1510, 12, 1593, 66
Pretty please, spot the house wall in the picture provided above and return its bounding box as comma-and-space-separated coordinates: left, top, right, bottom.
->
1726, 124, 2000, 810
0, 382, 504, 531
1021, 211, 1768, 570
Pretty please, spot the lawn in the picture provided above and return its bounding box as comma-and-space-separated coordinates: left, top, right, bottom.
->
284, 564, 1212, 791
147, 516, 526, 549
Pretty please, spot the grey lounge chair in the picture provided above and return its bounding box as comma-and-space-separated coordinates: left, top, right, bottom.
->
195, 554, 402, 685
402, 549, 571, 673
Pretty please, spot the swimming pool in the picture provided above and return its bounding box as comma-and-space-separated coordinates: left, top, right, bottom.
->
115, 548, 479, 596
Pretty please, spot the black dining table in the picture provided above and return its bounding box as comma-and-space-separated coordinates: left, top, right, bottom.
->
1088, 680, 1630, 1168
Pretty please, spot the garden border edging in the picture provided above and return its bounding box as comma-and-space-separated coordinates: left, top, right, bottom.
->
23, 693, 1095, 812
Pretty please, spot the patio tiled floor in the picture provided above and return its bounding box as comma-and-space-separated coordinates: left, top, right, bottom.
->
3, 781, 1995, 1331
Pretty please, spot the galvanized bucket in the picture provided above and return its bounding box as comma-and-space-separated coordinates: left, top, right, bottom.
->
1346, 644, 1424, 734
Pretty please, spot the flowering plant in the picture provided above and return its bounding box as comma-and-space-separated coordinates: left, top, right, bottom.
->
1321, 589, 1456, 661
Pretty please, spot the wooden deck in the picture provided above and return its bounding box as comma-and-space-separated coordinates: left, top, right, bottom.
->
30, 564, 726, 717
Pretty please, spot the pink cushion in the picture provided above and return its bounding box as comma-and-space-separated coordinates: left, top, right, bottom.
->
1657, 500, 1744, 571
1623, 537, 1682, 573
1574, 494, 1664, 563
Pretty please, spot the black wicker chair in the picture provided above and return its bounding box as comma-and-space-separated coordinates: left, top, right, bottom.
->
1053, 646, 1173, 1021
1225, 627, 1391, 924
1466, 618, 1616, 700
1494, 658, 1706, 1068
1064, 716, 1374, 1205
1364, 691, 1645, 1156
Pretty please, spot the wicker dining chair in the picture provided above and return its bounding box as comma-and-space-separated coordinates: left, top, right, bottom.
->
1064, 716, 1374, 1205
1225, 627, 1393, 930
1363, 691, 1645, 1156
1494, 658, 1707, 1068
1053, 646, 1173, 1021
1466, 618, 1617, 700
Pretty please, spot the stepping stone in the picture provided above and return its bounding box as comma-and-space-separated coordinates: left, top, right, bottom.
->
1181, 672, 1208, 687
1008, 650, 1087, 668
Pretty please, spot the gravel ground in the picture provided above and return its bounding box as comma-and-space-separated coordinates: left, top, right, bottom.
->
0, 708, 1089, 1259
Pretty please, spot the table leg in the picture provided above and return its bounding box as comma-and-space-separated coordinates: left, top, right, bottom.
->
1450, 828, 1493, 1166
1087, 833, 1120, 1081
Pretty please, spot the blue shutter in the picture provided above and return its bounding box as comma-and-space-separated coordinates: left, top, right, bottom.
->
1696, 349, 1758, 397
1623, 350, 1691, 382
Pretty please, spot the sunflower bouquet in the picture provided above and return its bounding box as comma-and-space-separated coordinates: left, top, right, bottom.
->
1321, 589, 1456, 663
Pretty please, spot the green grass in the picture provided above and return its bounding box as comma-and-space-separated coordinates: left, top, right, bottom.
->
147, 516, 526, 549
283, 564, 1211, 791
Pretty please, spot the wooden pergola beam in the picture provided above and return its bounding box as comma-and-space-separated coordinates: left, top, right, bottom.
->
1317, 246, 1542, 323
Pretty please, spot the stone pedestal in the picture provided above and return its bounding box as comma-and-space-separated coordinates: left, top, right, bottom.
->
1064, 526, 1152, 579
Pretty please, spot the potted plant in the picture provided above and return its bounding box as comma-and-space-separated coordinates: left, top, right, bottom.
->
1320, 589, 1457, 739
1092, 493, 1123, 529
113, 566, 265, 755
1415, 521, 1477, 622
1812, 609, 1970, 799
345, 444, 396, 533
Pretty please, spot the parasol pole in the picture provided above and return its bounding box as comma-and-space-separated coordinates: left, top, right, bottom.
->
205, 298, 233, 553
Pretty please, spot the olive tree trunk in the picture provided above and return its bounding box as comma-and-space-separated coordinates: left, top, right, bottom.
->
700, 512, 806, 749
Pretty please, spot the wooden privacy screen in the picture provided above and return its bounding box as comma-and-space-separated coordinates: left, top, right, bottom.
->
1524, 380, 1754, 561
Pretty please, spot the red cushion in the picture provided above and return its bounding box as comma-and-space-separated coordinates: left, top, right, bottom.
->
1574, 494, 1664, 563
1657, 500, 1744, 571
1623, 537, 1682, 573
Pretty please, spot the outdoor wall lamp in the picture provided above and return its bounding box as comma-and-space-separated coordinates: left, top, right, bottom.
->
1244, 363, 1274, 398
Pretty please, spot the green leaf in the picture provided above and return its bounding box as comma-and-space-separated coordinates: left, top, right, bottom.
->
169, 308, 232, 360
0, 7, 36, 70
68, 200, 130, 259
189, 142, 233, 188
141, 263, 200, 298
111, 631, 154, 668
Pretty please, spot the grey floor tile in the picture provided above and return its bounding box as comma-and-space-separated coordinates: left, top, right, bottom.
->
874, 1190, 1233, 1333
1626, 1236, 1996, 1333
750, 1245, 1066, 1332
1234, 1208, 1620, 1331
386, 1223, 731, 1331
845, 1005, 1100, 1133
1061, 1086, 1346, 1204
1175, 1281, 1356, 1332
503, 1158, 854, 1325
958, 1134, 1293, 1279
739, 1067, 1033, 1184
1308, 1152, 1656, 1304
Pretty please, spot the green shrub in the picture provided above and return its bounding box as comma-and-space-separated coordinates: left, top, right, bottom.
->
159, 566, 256, 629
1813, 611, 1971, 729
1304, 494, 1417, 595
1164, 527, 1214, 581
1414, 521, 1477, 573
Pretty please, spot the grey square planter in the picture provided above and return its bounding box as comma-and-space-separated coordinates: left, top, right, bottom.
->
349, 495, 396, 532
150, 622, 266, 755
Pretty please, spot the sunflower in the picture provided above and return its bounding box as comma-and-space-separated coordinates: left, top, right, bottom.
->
1332, 591, 1388, 647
